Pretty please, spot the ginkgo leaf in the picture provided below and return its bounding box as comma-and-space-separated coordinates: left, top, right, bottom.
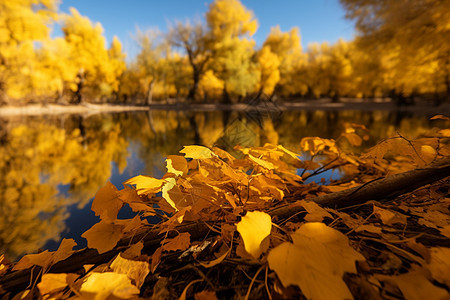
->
268, 222, 365, 300
80, 272, 140, 300
180, 145, 216, 159
124, 175, 164, 195
91, 181, 122, 222
236, 211, 272, 258
110, 253, 150, 289
166, 155, 188, 176
13, 238, 76, 271
162, 232, 191, 252
81, 221, 124, 254
248, 154, 275, 170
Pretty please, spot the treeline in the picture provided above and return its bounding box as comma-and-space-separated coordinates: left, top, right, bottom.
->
1, 0, 449, 105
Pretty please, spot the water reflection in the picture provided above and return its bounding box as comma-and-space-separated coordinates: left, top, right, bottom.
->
0, 109, 437, 260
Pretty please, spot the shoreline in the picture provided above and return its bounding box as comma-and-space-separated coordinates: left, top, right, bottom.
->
0, 99, 447, 117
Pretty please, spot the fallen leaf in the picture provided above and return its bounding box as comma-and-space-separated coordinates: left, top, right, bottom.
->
298, 200, 333, 222
248, 154, 275, 170
123, 241, 144, 258
124, 175, 164, 195
199, 246, 230, 268
151, 247, 162, 273
91, 182, 122, 222
14, 238, 76, 271
427, 247, 450, 287
37, 273, 73, 296
166, 155, 188, 176
180, 145, 216, 159
373, 206, 407, 226
236, 211, 272, 258
268, 222, 365, 300
81, 221, 124, 254
162, 232, 191, 252
110, 253, 150, 289
80, 272, 140, 300
391, 269, 448, 300
195, 290, 218, 300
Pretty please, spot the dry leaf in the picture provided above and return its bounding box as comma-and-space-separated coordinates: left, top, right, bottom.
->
195, 290, 218, 300
162, 232, 191, 252
248, 154, 275, 170
81, 221, 124, 254
391, 269, 448, 300
91, 181, 122, 222
80, 272, 140, 299
151, 247, 162, 273
110, 253, 150, 289
180, 145, 216, 159
373, 206, 407, 226
298, 200, 333, 222
14, 238, 76, 271
236, 211, 272, 258
37, 273, 74, 296
123, 241, 144, 258
268, 222, 365, 300
166, 155, 188, 176
427, 247, 450, 287
124, 175, 164, 195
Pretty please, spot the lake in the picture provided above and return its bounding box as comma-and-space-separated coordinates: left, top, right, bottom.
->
0, 108, 441, 260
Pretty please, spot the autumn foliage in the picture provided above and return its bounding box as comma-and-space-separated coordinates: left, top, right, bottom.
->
0, 116, 449, 299
1, 0, 450, 104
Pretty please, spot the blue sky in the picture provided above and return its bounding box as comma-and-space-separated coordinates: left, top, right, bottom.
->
57, 0, 355, 60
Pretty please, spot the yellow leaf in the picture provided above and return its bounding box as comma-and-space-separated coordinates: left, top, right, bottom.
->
373, 206, 407, 226
236, 211, 272, 258
199, 246, 231, 268
268, 222, 365, 300
162, 232, 191, 252
123, 241, 144, 258
81, 221, 124, 254
13, 238, 76, 271
166, 155, 188, 176
391, 269, 448, 300
91, 182, 122, 222
37, 273, 71, 296
298, 200, 333, 222
248, 154, 275, 170
180, 145, 216, 159
110, 253, 150, 289
124, 175, 164, 195
427, 247, 450, 287
80, 272, 140, 300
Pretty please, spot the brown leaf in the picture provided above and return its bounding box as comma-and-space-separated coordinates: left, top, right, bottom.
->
391, 268, 448, 300
151, 247, 162, 273
91, 181, 122, 222
298, 200, 333, 222
427, 247, 450, 287
81, 221, 124, 254
110, 253, 150, 289
162, 232, 191, 252
37, 273, 76, 297
373, 206, 407, 226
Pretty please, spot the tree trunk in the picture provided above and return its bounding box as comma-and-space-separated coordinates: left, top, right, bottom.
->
146, 79, 154, 106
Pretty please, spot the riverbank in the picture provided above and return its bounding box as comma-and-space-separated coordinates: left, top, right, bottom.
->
0, 99, 448, 117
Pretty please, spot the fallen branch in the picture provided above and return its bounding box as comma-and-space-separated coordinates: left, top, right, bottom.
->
2, 157, 450, 293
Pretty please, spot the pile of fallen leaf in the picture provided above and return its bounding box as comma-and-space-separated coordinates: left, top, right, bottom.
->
0, 117, 449, 299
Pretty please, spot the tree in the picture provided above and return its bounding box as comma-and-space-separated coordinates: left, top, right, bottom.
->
340, 0, 450, 103
0, 0, 58, 104
168, 21, 213, 101
206, 0, 260, 103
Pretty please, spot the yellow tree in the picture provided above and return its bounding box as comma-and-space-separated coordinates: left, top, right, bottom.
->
341, 0, 450, 103
62, 8, 125, 103
262, 26, 306, 98
206, 0, 259, 103
168, 21, 213, 101
256, 46, 280, 97
0, 0, 58, 104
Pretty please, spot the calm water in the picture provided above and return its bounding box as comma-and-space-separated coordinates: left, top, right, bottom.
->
0, 109, 441, 260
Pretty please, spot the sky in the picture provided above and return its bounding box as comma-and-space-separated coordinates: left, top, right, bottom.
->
57, 0, 355, 61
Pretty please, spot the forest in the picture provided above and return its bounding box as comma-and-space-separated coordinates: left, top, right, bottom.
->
1, 0, 450, 106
